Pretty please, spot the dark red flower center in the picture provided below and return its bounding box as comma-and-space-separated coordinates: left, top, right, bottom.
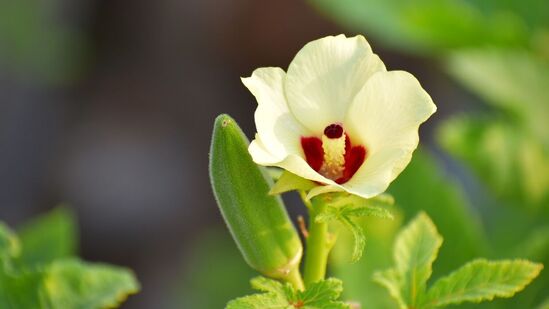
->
301, 123, 366, 184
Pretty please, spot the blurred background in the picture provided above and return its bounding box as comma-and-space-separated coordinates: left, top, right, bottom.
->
0, 0, 547, 308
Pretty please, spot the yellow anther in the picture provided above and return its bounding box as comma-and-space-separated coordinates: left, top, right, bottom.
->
320, 132, 346, 180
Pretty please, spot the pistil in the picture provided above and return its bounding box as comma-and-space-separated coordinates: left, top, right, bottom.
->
319, 124, 346, 180
301, 123, 366, 184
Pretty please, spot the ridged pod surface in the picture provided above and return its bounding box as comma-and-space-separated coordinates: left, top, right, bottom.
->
209, 114, 302, 279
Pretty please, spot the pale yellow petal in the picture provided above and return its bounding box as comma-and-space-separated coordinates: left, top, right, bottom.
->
342, 70, 436, 198
242, 67, 309, 161
285, 35, 386, 133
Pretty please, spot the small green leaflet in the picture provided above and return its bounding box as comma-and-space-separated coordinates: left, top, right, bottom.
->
373, 212, 442, 308
374, 212, 543, 309
394, 212, 442, 307
17, 207, 77, 266
422, 259, 543, 308
338, 217, 365, 264
227, 277, 350, 309
315, 193, 394, 262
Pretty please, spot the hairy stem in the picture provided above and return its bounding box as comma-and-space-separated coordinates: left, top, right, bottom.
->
285, 267, 305, 291
303, 196, 331, 286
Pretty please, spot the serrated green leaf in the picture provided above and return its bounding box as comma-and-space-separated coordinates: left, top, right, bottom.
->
228, 277, 349, 309
227, 276, 289, 309
388, 150, 486, 280
329, 193, 395, 209
226, 292, 289, 309
374, 212, 443, 308
343, 205, 394, 220
270, 171, 316, 195
0, 213, 139, 309
0, 258, 139, 309
44, 259, 140, 309
339, 217, 365, 263
17, 207, 77, 266
250, 276, 285, 294
318, 193, 394, 221
394, 212, 443, 307
422, 259, 543, 308
302, 278, 343, 303
295, 278, 349, 309
315, 202, 391, 263
315, 205, 340, 224
374, 209, 545, 309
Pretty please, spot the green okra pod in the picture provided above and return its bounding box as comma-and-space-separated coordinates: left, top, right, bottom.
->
209, 114, 303, 282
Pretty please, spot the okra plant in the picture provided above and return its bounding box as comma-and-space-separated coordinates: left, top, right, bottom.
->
0, 208, 139, 308
209, 35, 543, 308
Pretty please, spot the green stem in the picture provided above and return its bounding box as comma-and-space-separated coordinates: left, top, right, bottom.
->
303, 197, 331, 286
285, 267, 305, 291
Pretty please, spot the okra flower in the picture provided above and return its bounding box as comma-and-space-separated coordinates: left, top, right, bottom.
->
243, 35, 436, 199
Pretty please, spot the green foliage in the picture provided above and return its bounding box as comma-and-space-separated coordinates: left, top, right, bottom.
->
330, 150, 485, 308
439, 116, 548, 208
0, 223, 20, 260
209, 114, 303, 280
375, 213, 543, 309
307, 0, 545, 54
441, 49, 549, 208
388, 150, 486, 275
0, 259, 139, 309
436, 30, 549, 309
0, 267, 45, 308
447, 49, 549, 120
330, 210, 402, 308
423, 259, 543, 308
374, 212, 442, 308
178, 230, 256, 308
0, 0, 85, 83
0, 208, 139, 309
42, 259, 139, 309
316, 193, 394, 262
17, 207, 77, 266
227, 277, 349, 309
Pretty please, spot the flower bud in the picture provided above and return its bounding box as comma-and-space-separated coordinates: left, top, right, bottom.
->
209, 114, 303, 279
